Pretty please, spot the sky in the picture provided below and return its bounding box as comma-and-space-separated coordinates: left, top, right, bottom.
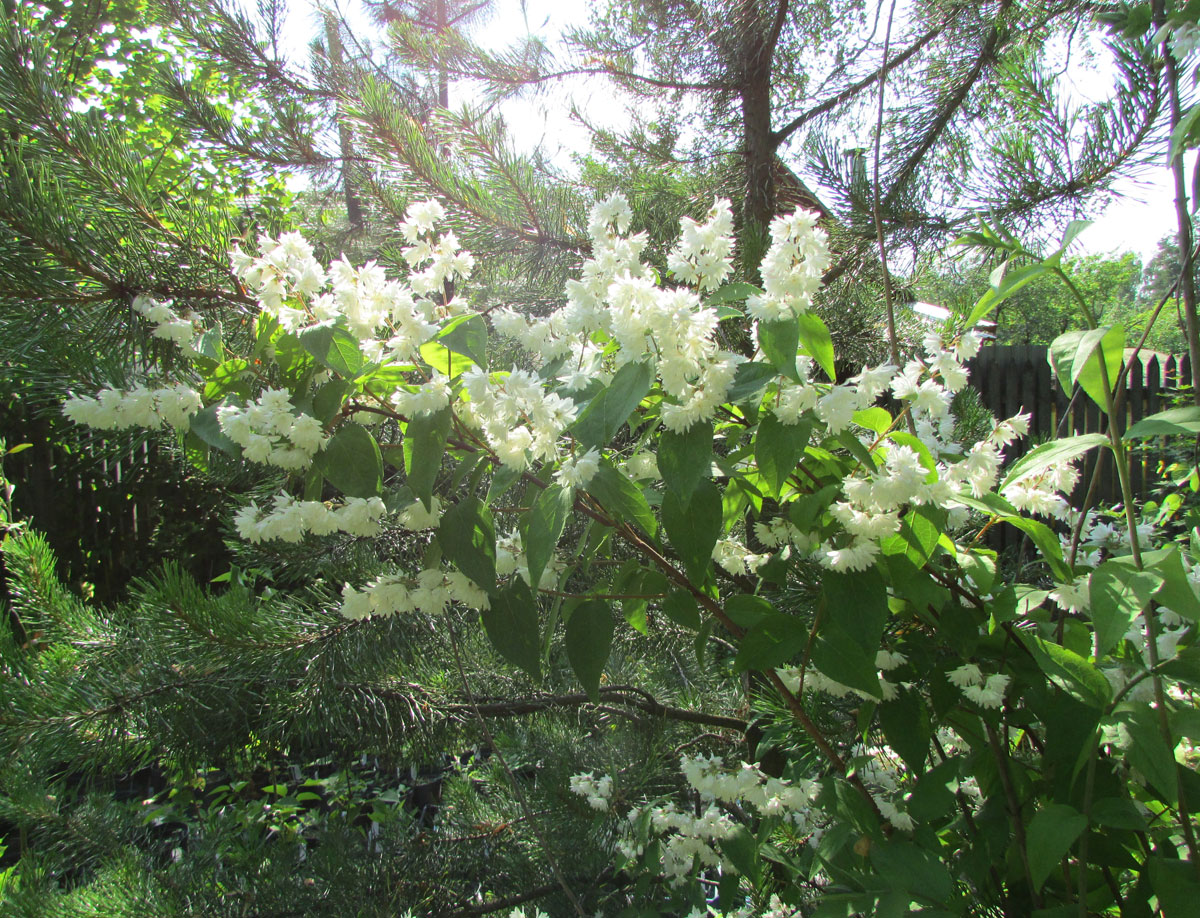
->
284, 0, 1183, 263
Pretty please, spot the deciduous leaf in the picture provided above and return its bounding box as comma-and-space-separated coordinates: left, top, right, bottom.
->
1125, 406, 1200, 439
482, 578, 541, 680
572, 360, 652, 449
796, 312, 835, 381
1026, 804, 1087, 892
662, 479, 722, 584
754, 414, 811, 498
659, 422, 712, 501
879, 693, 931, 773
966, 262, 1048, 329
439, 497, 496, 591
758, 317, 801, 381
565, 599, 613, 701
704, 281, 762, 307
316, 423, 383, 498
403, 408, 451, 510
1091, 558, 1162, 656
1049, 326, 1124, 412
521, 485, 571, 592
189, 402, 240, 456
438, 313, 487, 367
587, 464, 657, 537
871, 839, 953, 903
662, 591, 701, 629
301, 323, 366, 378
734, 611, 806, 672
1001, 433, 1109, 490
726, 362, 778, 404
1021, 635, 1111, 708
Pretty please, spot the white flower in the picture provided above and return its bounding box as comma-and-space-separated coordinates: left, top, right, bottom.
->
555, 448, 601, 489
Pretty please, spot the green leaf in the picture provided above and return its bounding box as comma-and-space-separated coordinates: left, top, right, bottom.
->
521, 485, 572, 591
704, 281, 762, 307
661, 591, 702, 629
658, 422, 712, 501
1125, 406, 1200, 439
417, 340, 475, 379
565, 599, 613, 702
315, 423, 383, 498
1170, 102, 1200, 163
196, 322, 223, 361
1149, 858, 1200, 916
809, 569, 888, 699
482, 578, 541, 680
1001, 433, 1110, 490
880, 506, 943, 569
879, 693, 931, 773
1048, 326, 1124, 411
734, 611, 806, 672
312, 379, 349, 425
202, 358, 249, 401
571, 360, 653, 449
301, 323, 366, 378
726, 362, 778, 404
439, 497, 497, 591
437, 313, 487, 368
1091, 558, 1163, 656
758, 317, 801, 381
1026, 804, 1087, 893
966, 261, 1048, 329
754, 414, 811, 499
796, 312, 836, 381
1120, 705, 1179, 804
1150, 547, 1200, 623
586, 464, 657, 537
403, 408, 451, 510
871, 839, 953, 903
852, 406, 892, 434
1002, 517, 1073, 582
662, 479, 722, 584
189, 402, 240, 456
812, 620, 881, 699
1021, 635, 1111, 708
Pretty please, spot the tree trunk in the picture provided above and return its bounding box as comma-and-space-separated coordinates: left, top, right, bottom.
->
325, 14, 366, 232
738, 0, 776, 281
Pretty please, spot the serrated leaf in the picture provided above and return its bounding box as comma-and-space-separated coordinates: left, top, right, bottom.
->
1022, 634, 1111, 708
586, 463, 657, 537
1001, 433, 1109, 490
1048, 326, 1124, 412
726, 362, 778, 404
966, 262, 1048, 329
659, 422, 712, 501
1091, 558, 1162, 656
734, 610, 806, 673
879, 693, 930, 773
754, 414, 811, 498
565, 599, 613, 701
438, 313, 487, 367
404, 408, 451, 510
572, 360, 652, 449
757, 317, 801, 381
439, 497, 496, 591
662, 591, 701, 629
189, 402, 240, 456
301, 323, 366, 378
1125, 406, 1200, 439
796, 312, 835, 381
418, 340, 475, 379
315, 423, 383, 498
521, 485, 572, 591
482, 578, 541, 680
704, 281, 762, 307
1026, 804, 1087, 892
662, 478, 722, 584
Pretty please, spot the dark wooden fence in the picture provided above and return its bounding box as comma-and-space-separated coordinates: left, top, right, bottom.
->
968, 345, 1193, 506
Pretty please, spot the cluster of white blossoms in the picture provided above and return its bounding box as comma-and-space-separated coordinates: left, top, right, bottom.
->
685, 896, 800, 918
712, 538, 771, 577
569, 771, 614, 811
490, 194, 747, 434
617, 755, 822, 884
555, 447, 601, 489
777, 648, 908, 706
746, 209, 830, 322
666, 198, 735, 291
460, 366, 578, 471
339, 567, 488, 620
948, 663, 1011, 709
230, 201, 469, 363
233, 493, 386, 543
495, 529, 563, 589
63, 383, 202, 432
217, 389, 328, 470
1002, 461, 1080, 521
132, 295, 197, 348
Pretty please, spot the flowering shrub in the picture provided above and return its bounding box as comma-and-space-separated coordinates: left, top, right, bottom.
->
62, 197, 1200, 914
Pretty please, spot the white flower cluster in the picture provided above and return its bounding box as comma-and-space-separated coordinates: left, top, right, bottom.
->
1002, 461, 1079, 521
555, 447, 601, 489
569, 771, 614, 810
618, 755, 821, 886
230, 202, 467, 363
339, 567, 488, 619
217, 389, 328, 470
398, 198, 475, 297
234, 493, 386, 543
63, 383, 202, 431
712, 538, 770, 577
746, 210, 830, 322
777, 659, 902, 703
490, 195, 747, 434
461, 367, 577, 471
391, 372, 452, 418
667, 198, 734, 292
685, 896, 800, 918
948, 663, 1011, 709
495, 529, 563, 589
132, 294, 197, 348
